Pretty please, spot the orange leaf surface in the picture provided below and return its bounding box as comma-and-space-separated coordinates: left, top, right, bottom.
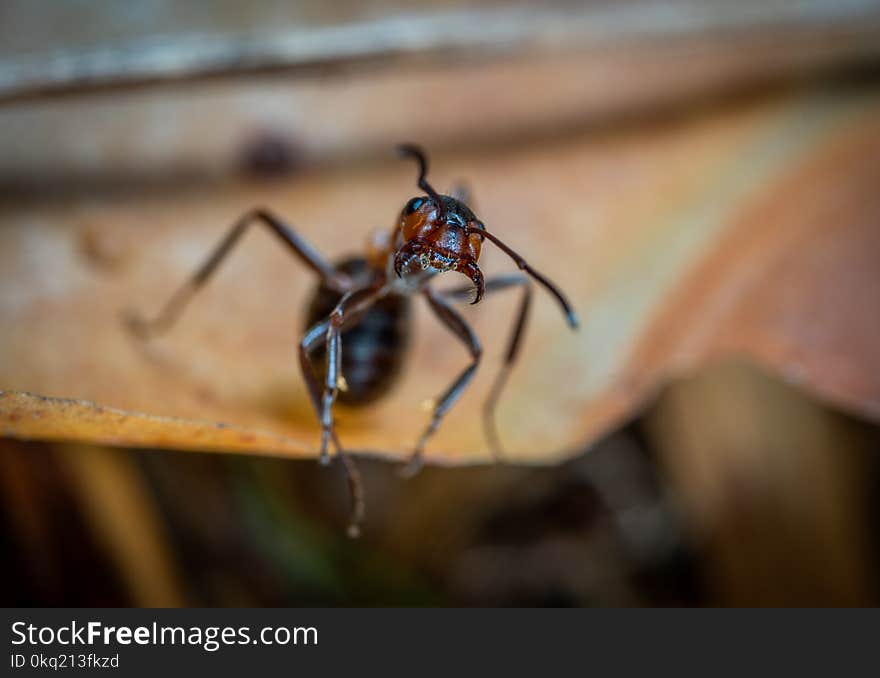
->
2, 85, 879, 463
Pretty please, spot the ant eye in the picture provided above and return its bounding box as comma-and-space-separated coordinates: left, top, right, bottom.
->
403, 198, 424, 215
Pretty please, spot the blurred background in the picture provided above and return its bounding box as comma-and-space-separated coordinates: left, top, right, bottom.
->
2, 1, 880, 606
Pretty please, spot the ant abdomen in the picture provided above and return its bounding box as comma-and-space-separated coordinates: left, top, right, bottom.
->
304, 256, 412, 404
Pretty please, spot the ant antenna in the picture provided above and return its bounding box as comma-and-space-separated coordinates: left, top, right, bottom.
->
472, 226, 579, 330
397, 144, 446, 217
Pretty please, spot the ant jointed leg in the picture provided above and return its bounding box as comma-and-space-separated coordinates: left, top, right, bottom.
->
440, 272, 533, 461
400, 288, 482, 477
125, 207, 366, 537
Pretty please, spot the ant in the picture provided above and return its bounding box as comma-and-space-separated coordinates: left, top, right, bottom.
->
126, 145, 578, 537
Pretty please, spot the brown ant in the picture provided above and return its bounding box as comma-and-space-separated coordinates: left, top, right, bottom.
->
126, 145, 578, 537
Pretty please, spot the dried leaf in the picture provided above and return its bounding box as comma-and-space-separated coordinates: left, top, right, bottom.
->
1, 86, 879, 463
0, 391, 312, 458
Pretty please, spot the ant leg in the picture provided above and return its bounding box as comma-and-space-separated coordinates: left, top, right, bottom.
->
126, 208, 350, 339
299, 285, 383, 536
440, 272, 527, 301
481, 276, 531, 461
299, 317, 336, 464
301, 286, 383, 457
441, 273, 531, 461
401, 289, 482, 477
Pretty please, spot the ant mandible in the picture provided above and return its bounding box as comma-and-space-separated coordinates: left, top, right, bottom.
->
127, 144, 578, 537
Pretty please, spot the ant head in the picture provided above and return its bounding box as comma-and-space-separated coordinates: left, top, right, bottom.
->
394, 145, 485, 303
